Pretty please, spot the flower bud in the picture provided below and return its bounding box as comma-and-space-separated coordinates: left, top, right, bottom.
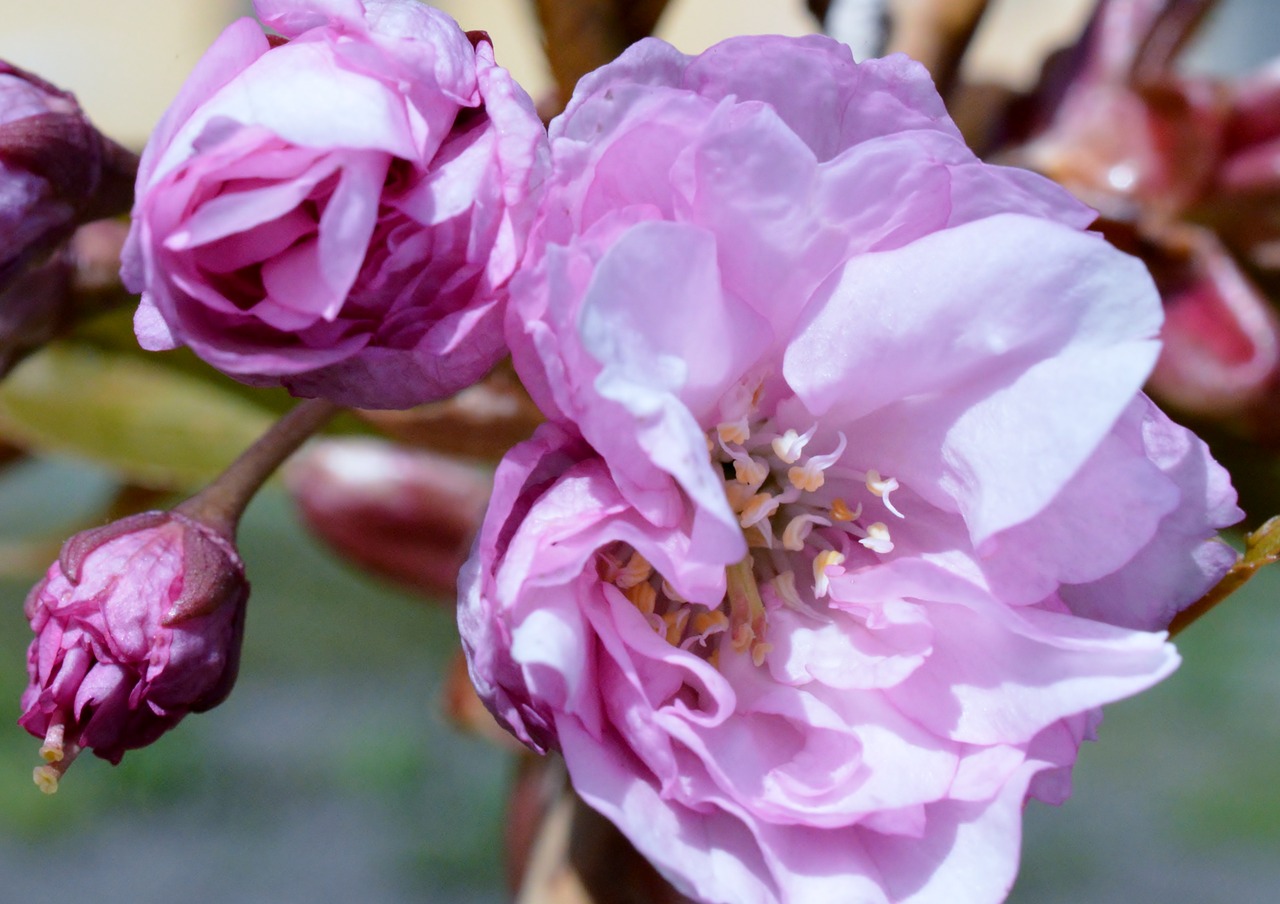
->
0, 219, 132, 378
18, 510, 248, 792
286, 438, 490, 599
0, 61, 136, 294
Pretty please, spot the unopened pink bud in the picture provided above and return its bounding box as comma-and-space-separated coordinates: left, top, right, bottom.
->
286, 438, 491, 599
18, 511, 248, 792
0, 218, 132, 377
0, 61, 135, 293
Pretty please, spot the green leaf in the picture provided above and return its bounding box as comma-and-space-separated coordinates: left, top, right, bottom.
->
0, 343, 274, 490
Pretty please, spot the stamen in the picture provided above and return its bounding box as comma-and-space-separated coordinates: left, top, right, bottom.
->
787, 463, 826, 493
745, 523, 774, 549
771, 426, 815, 464
625, 582, 657, 615
733, 455, 770, 488
830, 498, 861, 522
663, 608, 691, 646
614, 551, 653, 590
39, 722, 65, 763
865, 469, 904, 519
717, 419, 750, 446
812, 549, 846, 598
33, 765, 61, 795
738, 492, 779, 529
683, 609, 729, 648
727, 557, 770, 665
770, 571, 804, 610
787, 432, 847, 492
781, 513, 832, 552
859, 522, 894, 554
725, 481, 755, 513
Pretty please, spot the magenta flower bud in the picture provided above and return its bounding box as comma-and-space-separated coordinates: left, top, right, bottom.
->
0, 61, 135, 293
18, 510, 248, 793
1, 219, 133, 378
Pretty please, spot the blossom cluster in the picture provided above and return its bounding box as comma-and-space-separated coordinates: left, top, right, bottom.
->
5, 1, 1247, 902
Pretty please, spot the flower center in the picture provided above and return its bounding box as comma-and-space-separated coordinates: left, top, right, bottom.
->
599, 390, 905, 669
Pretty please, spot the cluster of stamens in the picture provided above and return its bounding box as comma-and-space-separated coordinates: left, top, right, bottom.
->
599, 389, 906, 671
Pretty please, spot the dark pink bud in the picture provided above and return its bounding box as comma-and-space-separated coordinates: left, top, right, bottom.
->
18, 510, 248, 792
0, 218, 132, 378
286, 438, 491, 599
0, 61, 136, 293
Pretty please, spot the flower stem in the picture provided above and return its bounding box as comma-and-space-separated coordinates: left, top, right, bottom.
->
176, 398, 340, 538
1169, 515, 1280, 637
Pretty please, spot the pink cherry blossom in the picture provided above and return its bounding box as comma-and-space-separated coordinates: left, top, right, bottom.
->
19, 511, 248, 792
121, 0, 547, 409
460, 36, 1242, 903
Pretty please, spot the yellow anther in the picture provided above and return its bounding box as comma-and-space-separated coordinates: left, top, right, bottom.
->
751, 640, 773, 668
625, 582, 657, 615
33, 765, 60, 795
782, 514, 830, 552
717, 420, 750, 446
690, 609, 729, 637
614, 551, 653, 590
725, 481, 755, 513
866, 470, 904, 518
733, 456, 769, 487
830, 498, 859, 522
663, 608, 691, 646
770, 571, 804, 610
738, 492, 778, 528
859, 522, 894, 554
771, 428, 809, 464
812, 549, 846, 598
787, 464, 825, 493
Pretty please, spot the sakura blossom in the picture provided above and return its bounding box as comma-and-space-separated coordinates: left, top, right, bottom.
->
460, 34, 1242, 903
121, 0, 548, 409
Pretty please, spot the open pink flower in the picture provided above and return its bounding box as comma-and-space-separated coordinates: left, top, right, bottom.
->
122, 0, 547, 409
460, 36, 1242, 903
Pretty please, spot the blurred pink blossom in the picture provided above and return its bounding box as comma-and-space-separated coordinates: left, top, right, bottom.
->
461, 35, 1241, 903
19, 511, 248, 792
122, 0, 548, 409
286, 436, 490, 598
1002, 0, 1280, 425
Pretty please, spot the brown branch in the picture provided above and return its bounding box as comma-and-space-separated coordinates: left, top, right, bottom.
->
885, 0, 991, 98
1170, 515, 1280, 636
532, 0, 670, 116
